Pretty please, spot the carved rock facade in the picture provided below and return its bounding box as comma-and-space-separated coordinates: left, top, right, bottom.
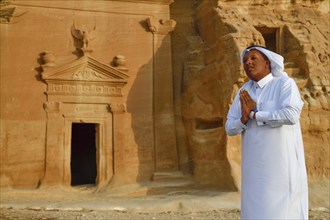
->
0, 0, 329, 206
0, 0, 179, 189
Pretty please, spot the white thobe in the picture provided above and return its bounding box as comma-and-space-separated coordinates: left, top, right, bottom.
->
225, 74, 308, 220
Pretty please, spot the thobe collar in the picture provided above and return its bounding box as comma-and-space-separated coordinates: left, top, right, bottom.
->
254, 73, 273, 89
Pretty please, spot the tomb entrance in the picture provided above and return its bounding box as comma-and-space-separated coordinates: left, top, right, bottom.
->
40, 55, 129, 188
70, 123, 97, 186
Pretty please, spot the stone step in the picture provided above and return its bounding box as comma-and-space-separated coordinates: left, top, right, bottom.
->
153, 172, 192, 183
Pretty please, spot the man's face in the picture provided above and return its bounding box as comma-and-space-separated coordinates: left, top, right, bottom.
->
243, 50, 270, 82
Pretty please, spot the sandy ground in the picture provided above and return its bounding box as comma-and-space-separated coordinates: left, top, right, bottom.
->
0, 184, 329, 220
1, 207, 330, 220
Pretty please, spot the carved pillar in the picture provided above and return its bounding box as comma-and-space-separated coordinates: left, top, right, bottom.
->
109, 103, 127, 183
147, 18, 179, 174
41, 101, 64, 186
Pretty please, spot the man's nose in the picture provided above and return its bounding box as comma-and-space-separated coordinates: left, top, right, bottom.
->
244, 59, 252, 65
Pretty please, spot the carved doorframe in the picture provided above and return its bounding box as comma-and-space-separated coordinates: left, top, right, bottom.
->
62, 115, 111, 187
40, 55, 129, 188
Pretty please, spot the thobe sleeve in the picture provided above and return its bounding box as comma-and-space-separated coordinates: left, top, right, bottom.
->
225, 90, 248, 136
255, 78, 303, 127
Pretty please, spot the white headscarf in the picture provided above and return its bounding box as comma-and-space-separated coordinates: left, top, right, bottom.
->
241, 46, 288, 77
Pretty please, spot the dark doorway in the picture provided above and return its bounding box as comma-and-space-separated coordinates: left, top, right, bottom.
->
255, 27, 279, 53
71, 123, 97, 186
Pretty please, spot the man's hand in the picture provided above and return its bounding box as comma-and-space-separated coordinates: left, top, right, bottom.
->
240, 89, 256, 124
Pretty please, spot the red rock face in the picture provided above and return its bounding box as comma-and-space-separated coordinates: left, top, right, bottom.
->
0, 0, 178, 189
1, 0, 329, 207
172, 0, 329, 204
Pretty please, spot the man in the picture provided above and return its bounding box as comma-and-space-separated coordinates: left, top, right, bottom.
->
225, 46, 308, 219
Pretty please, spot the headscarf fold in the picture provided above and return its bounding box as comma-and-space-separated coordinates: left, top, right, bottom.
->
241, 46, 288, 77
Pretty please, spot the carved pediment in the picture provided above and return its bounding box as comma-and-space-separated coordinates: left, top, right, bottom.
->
41, 56, 129, 97
42, 56, 129, 83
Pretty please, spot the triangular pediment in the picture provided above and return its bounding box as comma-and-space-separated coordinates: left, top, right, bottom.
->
42, 56, 129, 83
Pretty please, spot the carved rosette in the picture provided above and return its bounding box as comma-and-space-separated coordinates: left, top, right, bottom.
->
47, 83, 123, 96
146, 18, 176, 35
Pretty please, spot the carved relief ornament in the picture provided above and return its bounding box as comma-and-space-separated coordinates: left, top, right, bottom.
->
41, 56, 129, 97
109, 103, 127, 114
43, 101, 60, 113
146, 17, 176, 35
47, 83, 124, 96
71, 21, 96, 52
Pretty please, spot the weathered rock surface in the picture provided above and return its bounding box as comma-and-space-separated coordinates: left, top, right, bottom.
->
0, 0, 329, 209
171, 0, 329, 205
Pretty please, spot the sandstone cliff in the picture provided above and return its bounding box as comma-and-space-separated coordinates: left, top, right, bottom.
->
171, 0, 329, 204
